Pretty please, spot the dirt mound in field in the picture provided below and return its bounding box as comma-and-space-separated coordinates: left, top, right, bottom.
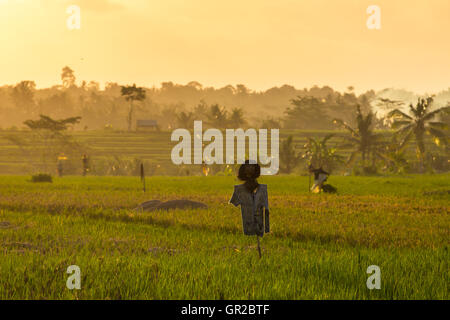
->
135, 200, 162, 210
135, 199, 207, 212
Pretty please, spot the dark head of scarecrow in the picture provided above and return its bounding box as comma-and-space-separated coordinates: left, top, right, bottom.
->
238, 160, 261, 182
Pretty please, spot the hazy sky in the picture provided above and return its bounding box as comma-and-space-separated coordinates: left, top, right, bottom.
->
1, 0, 449, 94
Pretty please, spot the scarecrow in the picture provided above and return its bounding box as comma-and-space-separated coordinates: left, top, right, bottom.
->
309, 166, 337, 193
229, 160, 270, 258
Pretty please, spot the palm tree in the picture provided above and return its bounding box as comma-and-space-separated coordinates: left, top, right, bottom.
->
206, 104, 228, 128
193, 100, 209, 122
333, 105, 383, 171
176, 111, 194, 128
387, 97, 449, 171
279, 135, 301, 174
229, 107, 247, 128
121, 84, 146, 131
301, 134, 344, 173
61, 66, 76, 88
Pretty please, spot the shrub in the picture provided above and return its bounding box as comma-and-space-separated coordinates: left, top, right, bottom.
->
31, 173, 53, 183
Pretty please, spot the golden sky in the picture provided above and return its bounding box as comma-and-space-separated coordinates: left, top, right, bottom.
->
0, 0, 449, 93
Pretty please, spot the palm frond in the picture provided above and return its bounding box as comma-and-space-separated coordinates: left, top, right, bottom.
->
428, 122, 448, 130
394, 123, 414, 137
332, 119, 357, 136
322, 134, 335, 145
398, 131, 413, 151
346, 151, 359, 167
423, 106, 450, 121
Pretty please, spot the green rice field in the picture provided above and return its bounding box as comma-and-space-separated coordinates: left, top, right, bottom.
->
0, 174, 448, 299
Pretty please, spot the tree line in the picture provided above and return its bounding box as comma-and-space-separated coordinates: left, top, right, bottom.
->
4, 66, 449, 131
280, 99, 449, 174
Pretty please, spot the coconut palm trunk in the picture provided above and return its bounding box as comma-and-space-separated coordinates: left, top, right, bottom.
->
127, 102, 134, 131
415, 130, 426, 172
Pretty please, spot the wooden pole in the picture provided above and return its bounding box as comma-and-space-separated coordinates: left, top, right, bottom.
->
308, 173, 311, 192
256, 236, 262, 258
140, 163, 146, 192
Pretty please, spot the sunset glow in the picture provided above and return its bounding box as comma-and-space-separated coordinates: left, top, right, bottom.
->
1, 0, 449, 93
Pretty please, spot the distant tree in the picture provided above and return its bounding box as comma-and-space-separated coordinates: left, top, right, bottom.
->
24, 114, 81, 131
61, 66, 76, 88
284, 96, 334, 130
193, 100, 209, 122
236, 84, 250, 96
20, 115, 82, 172
261, 118, 281, 129
187, 81, 203, 90
229, 107, 247, 128
333, 105, 383, 172
87, 81, 100, 92
37, 91, 75, 119
206, 104, 228, 128
176, 111, 194, 128
387, 97, 449, 171
121, 84, 146, 131
279, 135, 301, 174
160, 105, 179, 130
11, 81, 36, 115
